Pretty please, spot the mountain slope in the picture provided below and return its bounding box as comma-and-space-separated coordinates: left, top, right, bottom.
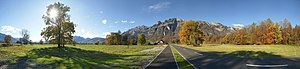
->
0, 33, 18, 43
123, 18, 237, 43
73, 36, 104, 43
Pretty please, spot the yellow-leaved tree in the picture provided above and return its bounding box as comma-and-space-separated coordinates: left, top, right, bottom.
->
178, 20, 205, 46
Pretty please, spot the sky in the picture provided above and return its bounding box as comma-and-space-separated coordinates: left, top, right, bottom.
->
0, 0, 299, 42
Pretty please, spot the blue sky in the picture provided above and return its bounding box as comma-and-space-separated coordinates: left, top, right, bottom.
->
0, 0, 299, 41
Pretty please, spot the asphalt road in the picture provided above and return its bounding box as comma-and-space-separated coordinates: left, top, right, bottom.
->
172, 45, 300, 69
145, 45, 178, 69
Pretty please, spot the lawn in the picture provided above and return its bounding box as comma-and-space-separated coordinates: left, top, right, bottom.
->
170, 46, 194, 69
0, 44, 160, 69
176, 44, 300, 58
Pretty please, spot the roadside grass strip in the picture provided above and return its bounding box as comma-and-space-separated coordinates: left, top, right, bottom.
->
170, 46, 195, 69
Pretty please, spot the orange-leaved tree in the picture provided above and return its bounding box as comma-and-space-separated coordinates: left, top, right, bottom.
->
178, 20, 205, 46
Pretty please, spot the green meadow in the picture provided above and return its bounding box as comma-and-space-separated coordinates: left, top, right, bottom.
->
0, 44, 161, 69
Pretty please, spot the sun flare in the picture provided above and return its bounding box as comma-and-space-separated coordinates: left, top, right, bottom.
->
49, 8, 58, 18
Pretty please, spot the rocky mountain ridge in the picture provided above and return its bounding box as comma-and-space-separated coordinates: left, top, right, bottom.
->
122, 18, 238, 43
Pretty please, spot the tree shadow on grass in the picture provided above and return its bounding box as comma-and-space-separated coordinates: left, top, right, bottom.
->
2, 47, 145, 69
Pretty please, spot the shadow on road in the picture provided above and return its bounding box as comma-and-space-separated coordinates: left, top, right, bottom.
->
174, 45, 300, 69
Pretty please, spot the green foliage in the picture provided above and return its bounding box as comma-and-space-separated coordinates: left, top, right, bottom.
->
40, 39, 44, 45
29, 40, 33, 45
172, 39, 180, 44
105, 32, 121, 45
94, 40, 99, 45
137, 34, 146, 45
16, 40, 22, 45
41, 2, 76, 47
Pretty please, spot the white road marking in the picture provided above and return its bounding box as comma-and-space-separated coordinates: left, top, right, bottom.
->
173, 45, 197, 69
170, 46, 180, 69
145, 46, 167, 68
246, 64, 288, 67
194, 52, 203, 56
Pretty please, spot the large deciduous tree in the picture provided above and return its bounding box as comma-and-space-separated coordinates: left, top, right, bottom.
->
41, 2, 76, 48
178, 20, 205, 46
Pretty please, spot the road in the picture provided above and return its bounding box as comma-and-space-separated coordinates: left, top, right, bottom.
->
145, 45, 178, 69
172, 45, 300, 69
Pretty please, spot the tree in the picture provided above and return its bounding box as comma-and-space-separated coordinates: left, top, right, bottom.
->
41, 2, 76, 48
95, 40, 100, 45
293, 25, 300, 45
222, 34, 230, 44
121, 33, 130, 45
281, 18, 293, 44
129, 35, 136, 45
29, 40, 33, 45
172, 38, 180, 44
274, 22, 283, 44
137, 34, 146, 45
16, 40, 22, 45
178, 20, 205, 46
20, 29, 30, 45
4, 35, 12, 44
105, 32, 121, 45
40, 39, 44, 45
265, 19, 275, 44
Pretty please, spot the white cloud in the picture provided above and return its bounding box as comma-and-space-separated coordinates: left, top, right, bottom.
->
129, 21, 135, 23
232, 24, 244, 29
102, 19, 107, 24
148, 2, 171, 12
121, 20, 128, 23
232, 24, 244, 27
0, 26, 22, 38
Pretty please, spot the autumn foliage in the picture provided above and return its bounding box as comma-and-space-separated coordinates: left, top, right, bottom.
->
178, 20, 205, 46
223, 18, 300, 45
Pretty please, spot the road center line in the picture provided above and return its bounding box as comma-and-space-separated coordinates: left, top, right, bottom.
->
246, 64, 288, 67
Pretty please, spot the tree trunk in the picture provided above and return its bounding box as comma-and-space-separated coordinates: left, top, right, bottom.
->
58, 26, 61, 48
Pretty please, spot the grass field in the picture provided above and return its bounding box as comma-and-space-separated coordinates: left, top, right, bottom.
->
176, 44, 300, 58
0, 44, 160, 69
170, 46, 194, 69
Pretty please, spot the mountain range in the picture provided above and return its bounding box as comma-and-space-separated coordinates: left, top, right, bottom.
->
122, 18, 238, 43
0, 33, 104, 43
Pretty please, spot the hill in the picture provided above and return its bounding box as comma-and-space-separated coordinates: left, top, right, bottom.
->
73, 36, 104, 43
122, 18, 238, 43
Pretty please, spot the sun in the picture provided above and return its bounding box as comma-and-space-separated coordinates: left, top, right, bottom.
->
49, 8, 58, 18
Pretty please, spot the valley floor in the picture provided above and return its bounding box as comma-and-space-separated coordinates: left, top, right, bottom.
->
0, 44, 163, 69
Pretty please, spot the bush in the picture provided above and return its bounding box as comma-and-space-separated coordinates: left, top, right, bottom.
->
95, 40, 100, 45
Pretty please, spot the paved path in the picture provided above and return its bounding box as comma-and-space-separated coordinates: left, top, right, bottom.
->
145, 45, 178, 69
172, 45, 300, 69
